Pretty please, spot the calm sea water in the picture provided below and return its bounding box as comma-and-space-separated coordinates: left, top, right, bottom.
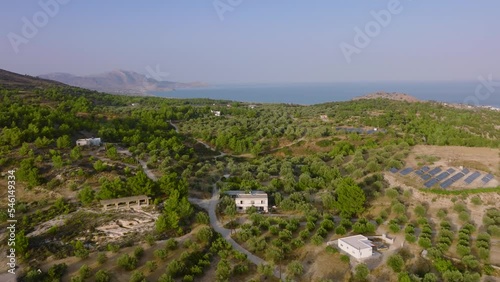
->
153, 82, 500, 107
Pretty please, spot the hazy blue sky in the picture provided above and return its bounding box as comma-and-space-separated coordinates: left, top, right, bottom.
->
1, 1, 499, 83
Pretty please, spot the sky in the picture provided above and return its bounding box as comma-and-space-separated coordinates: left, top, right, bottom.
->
1, 0, 500, 84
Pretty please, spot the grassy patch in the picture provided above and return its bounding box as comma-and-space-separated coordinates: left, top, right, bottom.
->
420, 187, 500, 195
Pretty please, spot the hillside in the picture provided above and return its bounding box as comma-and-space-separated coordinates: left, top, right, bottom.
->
0, 69, 67, 90
353, 91, 421, 103
0, 69, 499, 281
39, 70, 207, 95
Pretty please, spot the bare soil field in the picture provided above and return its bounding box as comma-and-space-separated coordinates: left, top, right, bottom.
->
406, 145, 499, 175
403, 145, 499, 189
299, 245, 350, 281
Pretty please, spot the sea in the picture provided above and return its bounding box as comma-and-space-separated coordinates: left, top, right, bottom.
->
153, 81, 500, 107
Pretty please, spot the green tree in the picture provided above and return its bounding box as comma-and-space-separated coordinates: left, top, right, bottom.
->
78, 186, 95, 205
93, 160, 107, 172
354, 263, 369, 281
56, 135, 71, 149
129, 270, 146, 282
334, 177, 366, 217
16, 231, 29, 259
387, 254, 405, 273
70, 146, 82, 161
117, 254, 138, 271
95, 270, 110, 282
215, 259, 231, 282
78, 264, 91, 279
74, 240, 89, 259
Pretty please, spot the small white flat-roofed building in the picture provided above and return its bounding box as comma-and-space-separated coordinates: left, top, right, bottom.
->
76, 137, 101, 147
225, 190, 268, 212
338, 235, 374, 259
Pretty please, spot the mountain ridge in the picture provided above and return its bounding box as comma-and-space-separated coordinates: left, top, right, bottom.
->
39, 70, 208, 95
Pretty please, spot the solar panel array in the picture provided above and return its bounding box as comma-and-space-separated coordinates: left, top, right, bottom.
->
481, 174, 494, 184
399, 168, 414, 175
424, 178, 439, 188
440, 172, 466, 189
421, 174, 431, 180
464, 172, 481, 184
435, 171, 451, 181
395, 165, 491, 189
428, 167, 442, 176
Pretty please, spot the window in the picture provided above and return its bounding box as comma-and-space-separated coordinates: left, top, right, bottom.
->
251, 200, 255, 204
240, 201, 243, 204
261, 200, 264, 204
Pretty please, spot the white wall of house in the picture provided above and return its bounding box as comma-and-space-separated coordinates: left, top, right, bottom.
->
338, 238, 372, 259
234, 197, 268, 212
76, 138, 101, 146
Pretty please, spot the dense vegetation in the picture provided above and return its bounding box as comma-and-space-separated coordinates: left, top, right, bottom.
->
1, 74, 499, 281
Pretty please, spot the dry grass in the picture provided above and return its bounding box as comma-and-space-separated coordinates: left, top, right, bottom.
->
406, 145, 499, 176
298, 245, 350, 281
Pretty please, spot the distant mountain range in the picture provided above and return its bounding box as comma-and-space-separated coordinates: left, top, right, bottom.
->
39, 70, 207, 95
0, 68, 67, 90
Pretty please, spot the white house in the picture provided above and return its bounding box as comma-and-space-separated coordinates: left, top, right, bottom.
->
76, 137, 102, 147
338, 235, 374, 259
225, 190, 268, 212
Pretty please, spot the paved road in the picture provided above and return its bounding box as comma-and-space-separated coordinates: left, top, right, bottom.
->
168, 120, 283, 279
189, 185, 284, 280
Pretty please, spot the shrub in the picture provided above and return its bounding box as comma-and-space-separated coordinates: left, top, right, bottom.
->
470, 196, 482, 205
287, 260, 304, 277
387, 254, 405, 273
335, 225, 347, 235
354, 263, 369, 281
95, 270, 111, 282
414, 204, 426, 217
340, 254, 350, 263
154, 249, 168, 261
458, 211, 470, 223
146, 260, 158, 273
134, 246, 144, 259
195, 212, 210, 224
97, 253, 107, 265
165, 238, 178, 250
311, 235, 324, 245
130, 271, 146, 282
389, 223, 400, 233
117, 254, 138, 271
78, 264, 91, 279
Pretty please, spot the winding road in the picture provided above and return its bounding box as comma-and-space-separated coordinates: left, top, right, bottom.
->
163, 121, 284, 279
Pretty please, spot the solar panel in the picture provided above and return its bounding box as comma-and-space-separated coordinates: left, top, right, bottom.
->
462, 168, 470, 174
464, 172, 481, 184
390, 168, 399, 173
428, 167, 442, 176
435, 172, 450, 181
415, 170, 424, 175
440, 180, 452, 189
400, 168, 414, 175
421, 174, 431, 180
482, 174, 494, 184
424, 178, 439, 188
446, 168, 455, 174
440, 172, 465, 189
421, 166, 430, 172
